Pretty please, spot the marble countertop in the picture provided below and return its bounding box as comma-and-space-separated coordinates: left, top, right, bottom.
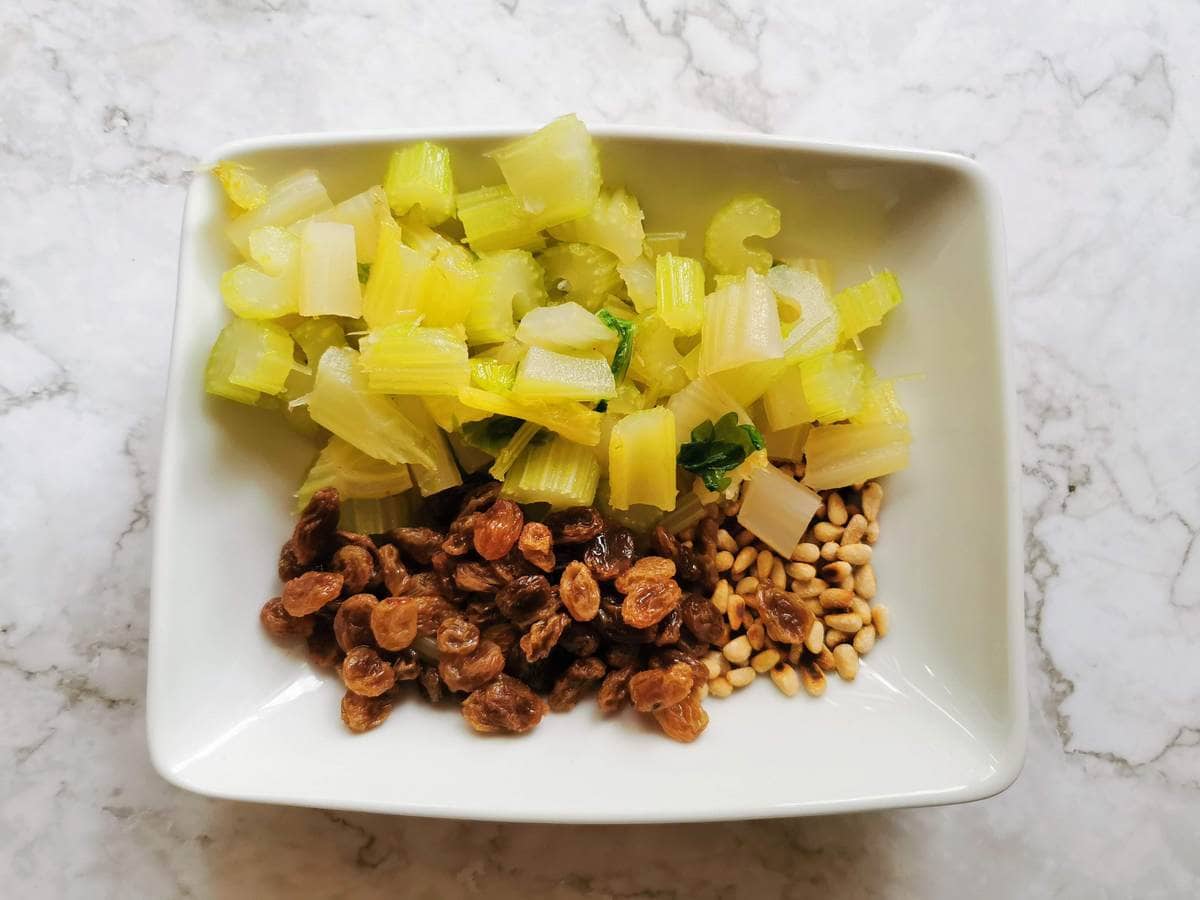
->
2, 0, 1198, 896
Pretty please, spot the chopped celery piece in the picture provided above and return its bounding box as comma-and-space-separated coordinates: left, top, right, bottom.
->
501, 434, 601, 509
464, 267, 517, 346
206, 319, 263, 404
539, 243, 621, 310
296, 435, 413, 509
487, 114, 601, 227
421, 395, 490, 432
704, 196, 780, 276
710, 358, 787, 407
799, 351, 867, 424
291, 317, 346, 366
425, 244, 480, 329
358, 323, 469, 395
308, 185, 389, 262
475, 249, 548, 324
513, 346, 617, 402
398, 215, 455, 257
617, 256, 657, 313
699, 269, 784, 376
605, 381, 646, 415
213, 161, 267, 211
762, 363, 813, 430
393, 396, 463, 496
277, 367, 322, 438
515, 302, 616, 353
657, 490, 706, 536
596, 479, 664, 534
220, 263, 297, 320
769, 265, 840, 360
471, 358, 517, 393
628, 314, 688, 396
803, 423, 911, 490
666, 378, 751, 446
548, 189, 645, 262
608, 407, 677, 511
384, 142, 455, 226
362, 222, 434, 327
248, 225, 300, 276
852, 377, 908, 426
460, 415, 524, 455
339, 493, 418, 534
489, 421, 542, 480
644, 231, 686, 258
226, 169, 332, 257
737, 464, 821, 556
478, 339, 528, 368
447, 430, 494, 473
299, 221, 362, 318
655, 253, 705, 335
457, 185, 545, 252
835, 270, 902, 341
782, 256, 835, 294
306, 346, 435, 468
457, 386, 603, 446
761, 422, 811, 463
217, 319, 295, 395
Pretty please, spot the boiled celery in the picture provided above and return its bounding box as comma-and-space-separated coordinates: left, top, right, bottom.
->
248, 226, 300, 275
227, 169, 332, 257
296, 435, 413, 509
220, 263, 297, 320
596, 480, 665, 535
644, 231, 685, 258
425, 245, 480, 329
515, 302, 615, 353
852, 376, 908, 426
362, 224, 434, 327
548, 188, 645, 262
607, 407, 677, 511
769, 265, 840, 360
539, 243, 621, 310
762, 363, 813, 430
617, 256, 657, 313
299, 221, 362, 318
655, 253, 705, 335
656, 490, 705, 536
737, 464, 821, 556
398, 215, 455, 257
308, 185, 389, 262
627, 314, 688, 396
799, 351, 866, 424
205, 319, 263, 404
447, 430, 494, 473
457, 386, 603, 446
512, 346, 617, 402
421, 395, 490, 432
665, 377, 751, 446
339, 493, 418, 534
457, 185, 545, 253
699, 269, 784, 376
760, 422, 810, 463
476, 249, 548, 322
782, 256, 835, 294
471, 358, 517, 393
704, 196, 780, 275
213, 161, 267, 211
393, 396, 463, 495
802, 423, 911, 490
205, 318, 295, 397
384, 142, 455, 226
358, 323, 469, 395
501, 434, 601, 509
710, 358, 787, 407
487, 114, 601, 227
291, 317, 346, 366
835, 270, 902, 341
489, 421, 542, 480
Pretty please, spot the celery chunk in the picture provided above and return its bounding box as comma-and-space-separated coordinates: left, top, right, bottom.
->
306, 185, 389, 262
362, 222, 434, 327
798, 351, 867, 424
737, 464, 821, 556
457, 386, 603, 446
548, 188, 645, 262
666, 378, 751, 446
704, 196, 780, 276
296, 436, 413, 509
299, 221, 362, 318
393, 396, 464, 496
835, 270, 902, 341
476, 249, 548, 323
384, 141, 455, 226
213, 161, 267, 211
501, 434, 601, 509
226, 169, 332, 257
489, 421, 542, 480
761, 363, 813, 431
487, 114, 601, 228
291, 317, 346, 366
617, 256, 657, 313
358, 323, 470, 395
655, 253, 706, 335
205, 318, 295, 400
608, 407, 677, 511
539, 243, 621, 311
644, 231, 686, 258
769, 265, 840, 361
699, 269, 784, 376
802, 423, 911, 490
512, 346, 617, 402
248, 225, 300, 276
220, 263, 297, 320
457, 185, 546, 253
339, 493, 418, 534
515, 302, 616, 353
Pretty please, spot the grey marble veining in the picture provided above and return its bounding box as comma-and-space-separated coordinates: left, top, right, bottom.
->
1, 0, 1198, 896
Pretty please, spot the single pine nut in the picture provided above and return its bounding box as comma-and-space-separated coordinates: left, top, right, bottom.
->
865, 521, 880, 544
787, 643, 803, 665
840, 574, 856, 593
827, 491, 848, 526
716, 528, 737, 553
816, 646, 836, 671
735, 575, 759, 596
820, 541, 840, 561
786, 562, 816, 581
797, 578, 829, 599
711, 579, 731, 613
872, 603, 890, 637
803, 598, 824, 618
735, 529, 756, 548
825, 612, 864, 633
732, 546, 757, 576
838, 543, 872, 566
813, 522, 844, 543
702, 652, 724, 679
855, 563, 877, 600
696, 680, 710, 701
755, 549, 775, 580
751, 648, 780, 673
822, 561, 852, 582
800, 661, 826, 696
862, 482, 883, 522
709, 675, 733, 698
791, 542, 821, 564
770, 559, 787, 590
825, 628, 849, 648
727, 594, 747, 630
746, 621, 766, 651
819, 588, 855, 610
727, 666, 756, 688
805, 619, 825, 654
770, 663, 801, 697
843, 514, 868, 546
851, 597, 872, 624
833, 644, 859, 680
715, 550, 734, 572
722, 635, 752, 665
853, 624, 876, 655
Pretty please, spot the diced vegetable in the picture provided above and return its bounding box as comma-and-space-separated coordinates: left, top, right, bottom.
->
457, 184, 546, 253
782, 256, 835, 293
393, 396, 464, 495
548, 188, 645, 262
709, 358, 786, 407
617, 255, 657, 313
489, 421, 542, 480
476, 249, 548, 322
852, 376, 908, 426
220, 264, 297, 320
307, 185, 389, 262
226, 169, 332, 256
460, 415, 525, 455
768, 265, 840, 360
761, 363, 813, 431
655, 253, 705, 335
338, 493, 418, 534
595, 480, 664, 534
487, 114, 601, 227
704, 196, 780, 276
457, 386, 604, 446
516, 302, 615, 353
501, 434, 601, 508
677, 412, 764, 492
471, 358, 518, 393
306, 346, 436, 467
737, 464, 822, 556
291, 317, 346, 366
608, 407, 677, 511
539, 243, 621, 310
665, 377, 751, 446
213, 161, 267, 211
399, 215, 455, 257
835, 270, 903, 341
447, 431, 494, 473
358, 323, 470, 395
205, 319, 269, 404
798, 351, 867, 424
425, 244, 480, 329
760, 422, 810, 463
299, 221, 362, 318
628, 314, 688, 396
296, 436, 413, 509
802, 423, 912, 490
699, 269, 784, 376
384, 141, 455, 226
512, 346, 617, 402
644, 231, 685, 258
421, 395, 490, 432
361, 222, 433, 327
211, 319, 295, 396
248, 225, 300, 275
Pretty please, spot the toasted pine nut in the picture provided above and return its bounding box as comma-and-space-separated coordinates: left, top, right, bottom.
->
735, 528, 756, 548
727, 666, 756, 688
722, 635, 752, 665
813, 522, 844, 543
840, 574, 856, 592
791, 542, 820, 564
709, 675, 733, 698
755, 549, 775, 580
711, 579, 731, 613
819, 588, 854, 610
786, 562, 816, 581
862, 482, 882, 522
865, 521, 880, 544
735, 575, 759, 596
816, 646, 836, 671
770, 663, 801, 697
770, 559, 787, 590
796, 578, 829, 599
716, 528, 737, 553
872, 603, 890, 637
732, 545, 757, 576
838, 543, 872, 566
821, 561, 852, 582
825, 612, 864, 633
855, 563, 877, 600
805, 619, 825, 654
800, 661, 826, 696
786, 643, 803, 665
851, 597, 872, 623
820, 541, 840, 561
833, 644, 859, 680
853, 624, 876, 655
702, 652, 724, 680
727, 594, 746, 630
825, 627, 849, 648
715, 550, 734, 572
826, 491, 848, 526
696, 680, 710, 700
746, 622, 765, 651
842, 513, 868, 546
802, 598, 824, 618
751, 648, 780, 673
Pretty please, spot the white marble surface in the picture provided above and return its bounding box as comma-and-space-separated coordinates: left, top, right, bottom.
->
1, 0, 1198, 896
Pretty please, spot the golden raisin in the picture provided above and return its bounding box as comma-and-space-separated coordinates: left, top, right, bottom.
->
341, 646, 396, 697
333, 593, 379, 652
282, 570, 344, 617
291, 488, 340, 565
439, 640, 506, 693
437, 616, 480, 656
260, 596, 314, 639
461, 674, 548, 734
473, 499, 524, 561
369, 596, 419, 651
597, 664, 637, 714
652, 688, 709, 742
413, 594, 459, 639
519, 611, 571, 662
755, 586, 815, 644
629, 662, 694, 712
341, 689, 393, 733
388, 527, 445, 565
559, 561, 601, 622
329, 544, 375, 595
620, 578, 683, 629
548, 657, 607, 712
517, 521, 555, 573
614, 556, 677, 593
376, 543, 409, 596
392, 648, 421, 681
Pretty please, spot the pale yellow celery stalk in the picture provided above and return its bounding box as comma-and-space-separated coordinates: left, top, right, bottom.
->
548, 188, 646, 262
421, 396, 490, 432
220, 263, 298, 320
655, 253, 705, 335
358, 323, 469, 395
384, 141, 456, 226
802, 423, 911, 490
447, 431, 494, 473
515, 302, 616, 353
737, 464, 821, 556
835, 270, 902, 341
457, 386, 603, 446
486, 114, 601, 228
299, 221, 362, 318
489, 421, 542, 480
306, 185, 389, 262
769, 265, 840, 360
698, 269, 784, 376
291, 317, 346, 366
512, 346, 616, 402
851, 377, 908, 426
704, 196, 780, 276
476, 249, 548, 322
760, 422, 810, 463
761, 363, 812, 430
710, 358, 788, 407
798, 351, 867, 424
423, 245, 480, 329
226, 169, 332, 256
338, 493, 418, 534
296, 436, 413, 509
628, 314, 688, 396
457, 185, 546, 253
665, 378, 751, 446
362, 221, 435, 327
248, 226, 300, 275
617, 256, 657, 313
213, 161, 267, 211
501, 434, 601, 509
608, 407, 677, 511
392, 396, 464, 496
643, 231, 686, 258
782, 256, 835, 293
539, 243, 621, 311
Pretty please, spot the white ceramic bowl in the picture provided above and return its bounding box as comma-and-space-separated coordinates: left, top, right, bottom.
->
148, 126, 1025, 822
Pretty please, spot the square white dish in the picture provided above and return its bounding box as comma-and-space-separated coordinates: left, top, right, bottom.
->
148, 126, 1025, 823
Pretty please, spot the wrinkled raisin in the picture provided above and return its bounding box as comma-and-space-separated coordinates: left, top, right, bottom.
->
594, 599, 657, 644
490, 548, 538, 584
442, 511, 480, 557
341, 689, 393, 733
495, 574, 558, 628
461, 674, 548, 734
651, 648, 709, 687
400, 571, 452, 600
454, 560, 505, 593
652, 688, 709, 742
582, 527, 636, 581
439, 640, 506, 692
755, 586, 815, 644
306, 627, 342, 669
597, 664, 637, 714
437, 616, 480, 655
517, 522, 555, 573
389, 527, 445, 565
680, 593, 730, 646
291, 488, 340, 565
482, 622, 520, 655
414, 594, 459, 639
330, 545, 375, 596
614, 556, 676, 593
653, 525, 680, 563
559, 622, 601, 657
544, 506, 604, 544
654, 607, 683, 646
431, 550, 457, 579
548, 657, 607, 712
629, 662, 695, 712
417, 665, 445, 703
504, 641, 557, 693
620, 579, 683, 628
336, 529, 379, 555
334, 593, 379, 652
519, 611, 570, 662
473, 499, 524, 561
278, 540, 307, 581
260, 596, 314, 639
463, 599, 503, 629
559, 561, 601, 622
369, 596, 419, 651
341, 646, 396, 697
604, 644, 641, 668
282, 570, 343, 617
457, 480, 501, 517
376, 544, 409, 596
393, 648, 421, 681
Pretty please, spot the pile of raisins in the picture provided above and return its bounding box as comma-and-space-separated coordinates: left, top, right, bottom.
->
261, 482, 723, 741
